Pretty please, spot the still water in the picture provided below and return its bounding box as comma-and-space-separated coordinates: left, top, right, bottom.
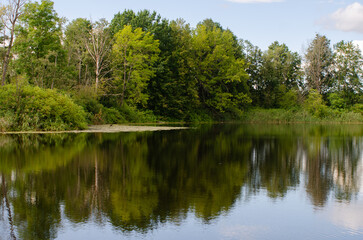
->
0, 124, 362, 240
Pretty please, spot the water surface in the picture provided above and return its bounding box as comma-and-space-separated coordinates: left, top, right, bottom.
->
0, 124, 362, 239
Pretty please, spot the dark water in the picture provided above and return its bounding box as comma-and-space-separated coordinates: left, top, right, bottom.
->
0, 124, 362, 240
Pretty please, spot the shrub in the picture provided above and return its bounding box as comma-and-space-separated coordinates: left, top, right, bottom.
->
352, 104, 363, 114
71, 86, 103, 123
119, 104, 158, 123
103, 107, 126, 124
304, 89, 328, 118
0, 84, 88, 131
0, 111, 15, 132
328, 92, 347, 109
279, 89, 299, 109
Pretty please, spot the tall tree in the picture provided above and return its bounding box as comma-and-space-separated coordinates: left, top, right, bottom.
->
240, 39, 264, 106
332, 41, 363, 105
64, 18, 92, 85
14, 0, 66, 88
85, 19, 111, 92
190, 22, 250, 114
111, 25, 160, 107
110, 10, 176, 115
259, 41, 302, 108
0, 0, 27, 86
305, 34, 334, 95
158, 19, 198, 119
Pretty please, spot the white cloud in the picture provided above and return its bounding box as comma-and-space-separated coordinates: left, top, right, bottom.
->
319, 2, 363, 33
226, 0, 284, 3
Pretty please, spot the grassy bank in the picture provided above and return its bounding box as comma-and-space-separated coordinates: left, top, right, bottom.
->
1, 84, 362, 133
242, 108, 363, 123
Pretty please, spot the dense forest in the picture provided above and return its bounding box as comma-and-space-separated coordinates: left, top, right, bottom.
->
0, 0, 363, 130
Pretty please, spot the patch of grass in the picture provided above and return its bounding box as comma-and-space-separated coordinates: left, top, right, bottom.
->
242, 108, 363, 123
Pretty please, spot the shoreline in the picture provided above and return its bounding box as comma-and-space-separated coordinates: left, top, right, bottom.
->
1, 121, 362, 134
0, 124, 189, 135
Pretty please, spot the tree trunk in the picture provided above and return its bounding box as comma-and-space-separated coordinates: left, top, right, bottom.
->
1, 26, 15, 86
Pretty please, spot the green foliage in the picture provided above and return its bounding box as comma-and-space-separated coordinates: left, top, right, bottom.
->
153, 19, 199, 120
190, 22, 250, 114
102, 107, 126, 123
112, 25, 160, 107
71, 86, 104, 123
14, 0, 68, 88
118, 104, 158, 123
71, 86, 128, 124
352, 103, 363, 114
64, 18, 93, 85
0, 84, 87, 131
332, 41, 363, 106
0, 3, 361, 125
243, 107, 363, 123
304, 89, 329, 118
279, 89, 300, 109
305, 34, 334, 95
253, 41, 302, 108
328, 92, 347, 109
0, 111, 15, 132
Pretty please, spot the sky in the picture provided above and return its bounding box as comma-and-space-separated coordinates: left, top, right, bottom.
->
51, 0, 363, 54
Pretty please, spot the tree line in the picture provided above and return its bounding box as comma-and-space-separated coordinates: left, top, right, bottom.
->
1, 0, 362, 128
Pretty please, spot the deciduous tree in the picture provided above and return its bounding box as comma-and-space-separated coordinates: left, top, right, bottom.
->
64, 18, 92, 85
85, 19, 111, 92
260, 41, 302, 108
190, 22, 250, 114
305, 34, 334, 95
332, 41, 363, 105
0, 0, 27, 85
14, 0, 66, 88
112, 25, 160, 106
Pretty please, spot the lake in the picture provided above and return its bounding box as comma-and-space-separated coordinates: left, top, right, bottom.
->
0, 124, 362, 240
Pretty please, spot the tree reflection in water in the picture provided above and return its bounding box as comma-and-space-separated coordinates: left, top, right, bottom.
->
0, 124, 362, 239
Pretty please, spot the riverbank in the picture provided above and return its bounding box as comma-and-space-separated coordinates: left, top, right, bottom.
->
1, 124, 189, 134
241, 108, 363, 124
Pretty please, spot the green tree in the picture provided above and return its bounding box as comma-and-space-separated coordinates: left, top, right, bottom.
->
304, 89, 328, 118
331, 41, 363, 106
14, 0, 67, 88
190, 22, 250, 115
64, 18, 92, 85
162, 19, 199, 119
110, 10, 179, 117
112, 25, 160, 107
241, 40, 264, 106
259, 41, 302, 108
305, 34, 334, 95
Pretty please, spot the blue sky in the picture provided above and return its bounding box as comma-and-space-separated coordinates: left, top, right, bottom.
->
52, 0, 363, 53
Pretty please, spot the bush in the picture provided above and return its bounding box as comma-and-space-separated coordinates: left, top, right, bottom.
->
119, 104, 158, 123
279, 89, 300, 109
0, 111, 15, 132
352, 104, 363, 114
328, 92, 347, 109
103, 107, 126, 124
304, 89, 328, 118
0, 84, 88, 131
71, 86, 103, 123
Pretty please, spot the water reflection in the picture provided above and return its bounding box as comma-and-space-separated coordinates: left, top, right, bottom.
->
0, 124, 362, 239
